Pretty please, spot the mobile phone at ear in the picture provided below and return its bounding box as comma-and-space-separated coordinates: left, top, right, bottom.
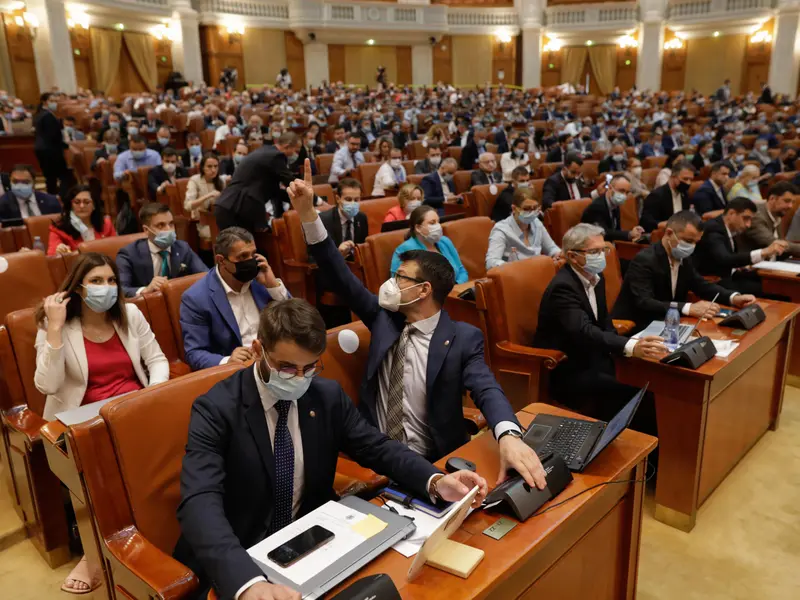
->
605, 173, 613, 184
267, 525, 335, 568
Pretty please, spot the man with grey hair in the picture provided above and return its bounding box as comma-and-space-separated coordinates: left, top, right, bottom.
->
180, 226, 290, 371
533, 223, 665, 434
421, 157, 458, 212
470, 152, 503, 187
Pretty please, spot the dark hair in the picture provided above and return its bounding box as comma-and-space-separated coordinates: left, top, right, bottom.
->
200, 152, 223, 191
333, 125, 345, 133
186, 133, 200, 143
558, 134, 572, 145
64, 115, 75, 123
56, 185, 104, 240
162, 147, 178, 159
427, 141, 441, 151
697, 139, 711, 152
258, 298, 326, 354
710, 161, 729, 174
725, 197, 758, 214
564, 151, 584, 167
139, 202, 171, 226
129, 134, 147, 146
511, 165, 529, 181
671, 160, 695, 175
348, 131, 362, 142
397, 250, 455, 306
215, 226, 254, 257
666, 209, 702, 233
406, 204, 436, 240
769, 181, 799, 198
512, 137, 527, 149
665, 149, 686, 169
337, 177, 361, 195
34, 252, 127, 330
10, 164, 35, 178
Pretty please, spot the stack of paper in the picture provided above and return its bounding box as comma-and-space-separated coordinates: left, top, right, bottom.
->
754, 261, 800, 274
711, 339, 739, 358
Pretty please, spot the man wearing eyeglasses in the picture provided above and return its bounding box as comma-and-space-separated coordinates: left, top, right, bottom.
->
174, 299, 488, 600
534, 223, 666, 434
285, 159, 548, 494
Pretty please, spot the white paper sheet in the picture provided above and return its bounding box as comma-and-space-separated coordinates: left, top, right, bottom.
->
247, 501, 369, 587
711, 339, 739, 358
380, 500, 444, 558
754, 261, 800, 274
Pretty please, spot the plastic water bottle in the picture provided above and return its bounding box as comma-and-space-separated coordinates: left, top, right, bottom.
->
507, 247, 519, 263
32, 236, 45, 252
664, 302, 681, 349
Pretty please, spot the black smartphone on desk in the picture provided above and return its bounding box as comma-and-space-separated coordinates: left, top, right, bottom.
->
267, 525, 335, 568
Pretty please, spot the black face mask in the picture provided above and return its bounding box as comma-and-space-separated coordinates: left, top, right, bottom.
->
582, 136, 591, 142
677, 181, 691, 194
227, 257, 259, 283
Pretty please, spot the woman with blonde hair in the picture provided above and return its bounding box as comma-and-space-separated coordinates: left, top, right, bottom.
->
383, 183, 424, 222
727, 163, 764, 203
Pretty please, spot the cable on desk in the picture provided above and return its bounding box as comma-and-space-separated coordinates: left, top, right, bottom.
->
531, 461, 656, 518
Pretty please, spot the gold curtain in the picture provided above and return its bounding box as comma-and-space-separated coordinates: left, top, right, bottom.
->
123, 32, 157, 92
90, 28, 122, 95
561, 47, 588, 86
588, 46, 617, 95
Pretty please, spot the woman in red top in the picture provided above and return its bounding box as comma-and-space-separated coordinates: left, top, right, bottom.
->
383, 183, 424, 223
47, 185, 116, 255
34, 252, 168, 594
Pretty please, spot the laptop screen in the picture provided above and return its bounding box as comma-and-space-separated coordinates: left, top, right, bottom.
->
585, 384, 648, 465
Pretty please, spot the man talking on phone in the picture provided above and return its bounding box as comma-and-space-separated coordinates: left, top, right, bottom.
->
174, 299, 487, 600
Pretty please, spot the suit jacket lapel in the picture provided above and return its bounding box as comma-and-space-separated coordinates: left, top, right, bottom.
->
654, 243, 675, 300
242, 369, 275, 485
136, 240, 155, 283
565, 267, 597, 322
64, 321, 88, 385
297, 392, 321, 515
426, 311, 455, 401
330, 207, 343, 247
170, 244, 184, 278
208, 271, 242, 342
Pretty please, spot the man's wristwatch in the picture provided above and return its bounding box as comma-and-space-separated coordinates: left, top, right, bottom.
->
497, 429, 522, 442
429, 473, 446, 502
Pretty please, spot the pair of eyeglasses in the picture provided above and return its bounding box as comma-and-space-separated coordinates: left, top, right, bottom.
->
394, 273, 426, 285
574, 247, 611, 257
266, 354, 324, 380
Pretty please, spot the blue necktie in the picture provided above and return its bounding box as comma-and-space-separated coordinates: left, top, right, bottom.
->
269, 400, 294, 534
159, 250, 170, 277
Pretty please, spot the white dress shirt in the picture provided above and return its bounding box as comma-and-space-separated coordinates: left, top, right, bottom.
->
724, 223, 763, 269
16, 194, 40, 218
570, 267, 637, 357
235, 364, 306, 599
301, 216, 520, 454
671, 186, 683, 215
216, 267, 289, 364
134, 240, 172, 296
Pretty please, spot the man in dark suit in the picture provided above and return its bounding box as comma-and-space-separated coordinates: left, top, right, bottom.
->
598, 144, 628, 174
0, 164, 61, 223
117, 203, 207, 297
695, 197, 787, 295
318, 178, 367, 255
639, 161, 695, 232
692, 161, 731, 218
580, 174, 644, 242
534, 223, 664, 430
470, 152, 503, 187
180, 227, 290, 371
219, 142, 249, 178
148, 125, 174, 153
661, 124, 685, 154
542, 152, 594, 210
638, 133, 664, 159
758, 82, 773, 104
421, 157, 458, 213
215, 132, 321, 232
180, 133, 204, 171
764, 146, 797, 176
173, 298, 486, 600
459, 129, 487, 170
147, 148, 188, 201
491, 166, 530, 222
612, 210, 757, 332
323, 125, 347, 154
414, 142, 442, 175
715, 79, 732, 103
142, 108, 163, 132
545, 134, 572, 164
288, 159, 547, 479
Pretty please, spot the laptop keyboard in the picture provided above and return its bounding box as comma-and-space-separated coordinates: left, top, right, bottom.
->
539, 420, 594, 464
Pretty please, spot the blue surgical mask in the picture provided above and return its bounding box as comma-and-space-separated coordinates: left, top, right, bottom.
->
82, 284, 118, 313
47, 102, 58, 112
158, 136, 170, 146
341, 201, 360, 219
517, 210, 540, 224
131, 150, 145, 160
109, 122, 120, 130
11, 183, 33, 198
233, 154, 245, 164
127, 126, 139, 136
189, 145, 202, 157
257, 351, 313, 401
105, 143, 118, 154
671, 237, 696, 261
64, 126, 74, 136
150, 228, 176, 250
584, 253, 607, 275
611, 192, 627, 206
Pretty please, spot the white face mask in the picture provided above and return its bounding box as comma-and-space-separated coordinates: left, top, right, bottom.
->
419, 222, 443, 244
378, 277, 425, 312
390, 158, 402, 168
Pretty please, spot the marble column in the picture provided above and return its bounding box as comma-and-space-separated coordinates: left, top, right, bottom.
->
171, 0, 204, 85
304, 42, 330, 88
768, 1, 800, 96
26, 0, 77, 94
517, 0, 544, 88
636, 0, 666, 92
412, 45, 433, 86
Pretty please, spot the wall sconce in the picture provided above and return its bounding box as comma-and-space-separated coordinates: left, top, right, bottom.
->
14, 11, 39, 39
495, 31, 512, 44
618, 35, 638, 49
543, 37, 563, 52
67, 11, 90, 30
151, 24, 174, 41
750, 30, 772, 44
664, 38, 684, 50
222, 20, 244, 44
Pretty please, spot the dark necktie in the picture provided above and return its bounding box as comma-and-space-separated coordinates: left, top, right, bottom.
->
25, 197, 35, 217
268, 400, 294, 534
385, 326, 410, 441
159, 250, 170, 277
345, 220, 353, 242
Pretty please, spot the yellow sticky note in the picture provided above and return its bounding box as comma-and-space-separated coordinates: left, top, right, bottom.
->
350, 514, 387, 539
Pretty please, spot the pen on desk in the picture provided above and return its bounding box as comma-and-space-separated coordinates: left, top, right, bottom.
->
702, 293, 720, 322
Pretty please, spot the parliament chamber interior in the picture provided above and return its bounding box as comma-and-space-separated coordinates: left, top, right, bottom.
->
0, 0, 799, 598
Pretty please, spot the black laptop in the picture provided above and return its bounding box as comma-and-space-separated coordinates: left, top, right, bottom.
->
522, 385, 648, 472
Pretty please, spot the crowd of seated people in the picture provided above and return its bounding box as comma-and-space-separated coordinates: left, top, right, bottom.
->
3, 77, 800, 598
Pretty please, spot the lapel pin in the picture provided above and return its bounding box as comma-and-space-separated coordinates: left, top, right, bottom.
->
444, 340, 450, 346
309, 410, 316, 418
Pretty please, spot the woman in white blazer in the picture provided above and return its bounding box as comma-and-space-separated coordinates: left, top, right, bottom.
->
33, 251, 169, 594
500, 137, 531, 182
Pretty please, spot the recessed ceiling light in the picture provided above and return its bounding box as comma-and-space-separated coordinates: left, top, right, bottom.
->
366, 39, 375, 46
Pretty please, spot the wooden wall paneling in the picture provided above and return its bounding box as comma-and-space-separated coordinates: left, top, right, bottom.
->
433, 35, 453, 84
200, 25, 245, 90
541, 47, 562, 88
70, 28, 93, 91
284, 31, 306, 91
396, 46, 412, 85
684, 34, 746, 95
328, 44, 345, 83
616, 45, 637, 92
3, 14, 40, 106
154, 39, 174, 89
661, 30, 686, 92
491, 36, 516, 86
742, 25, 772, 95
